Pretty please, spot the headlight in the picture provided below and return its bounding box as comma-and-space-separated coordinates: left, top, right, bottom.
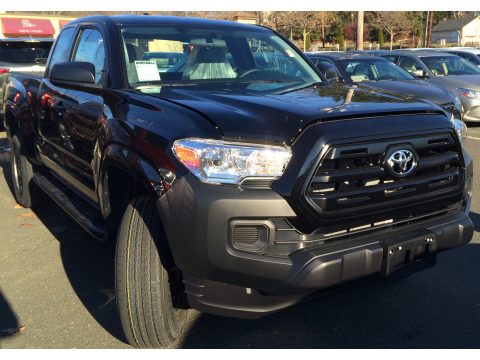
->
172, 138, 292, 184
457, 87, 480, 100
450, 114, 467, 145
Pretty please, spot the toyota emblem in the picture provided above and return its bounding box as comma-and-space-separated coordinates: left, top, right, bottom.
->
387, 149, 417, 177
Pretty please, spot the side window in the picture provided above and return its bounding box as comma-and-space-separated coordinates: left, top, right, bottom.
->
317, 58, 341, 81
73, 29, 106, 84
383, 55, 398, 63
398, 56, 422, 73
48, 27, 76, 73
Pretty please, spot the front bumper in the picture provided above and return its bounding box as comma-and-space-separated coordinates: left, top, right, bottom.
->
461, 97, 480, 122
157, 156, 473, 319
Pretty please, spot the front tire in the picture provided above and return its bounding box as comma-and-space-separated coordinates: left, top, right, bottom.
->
10, 135, 44, 208
115, 196, 188, 348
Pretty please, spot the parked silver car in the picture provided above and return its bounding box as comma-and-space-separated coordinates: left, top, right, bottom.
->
382, 51, 480, 122
437, 47, 480, 67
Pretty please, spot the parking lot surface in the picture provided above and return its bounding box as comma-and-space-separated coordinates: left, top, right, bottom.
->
1, 127, 480, 349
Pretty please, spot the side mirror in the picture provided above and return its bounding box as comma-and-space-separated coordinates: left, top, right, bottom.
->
49, 62, 103, 90
412, 69, 429, 79
324, 68, 340, 83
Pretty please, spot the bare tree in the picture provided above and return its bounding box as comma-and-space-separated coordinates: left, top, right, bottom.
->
319, 11, 335, 48
283, 11, 322, 51
372, 12, 413, 50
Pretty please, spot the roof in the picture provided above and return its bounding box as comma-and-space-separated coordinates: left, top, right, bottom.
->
391, 50, 459, 57
432, 16, 478, 32
440, 47, 480, 55
68, 14, 264, 31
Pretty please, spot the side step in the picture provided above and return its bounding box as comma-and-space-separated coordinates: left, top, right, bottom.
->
33, 172, 109, 241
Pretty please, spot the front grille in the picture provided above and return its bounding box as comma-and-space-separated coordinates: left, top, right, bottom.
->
304, 132, 464, 225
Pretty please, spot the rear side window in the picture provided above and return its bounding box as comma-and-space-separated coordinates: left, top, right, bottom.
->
459, 53, 480, 66
73, 28, 106, 84
48, 27, 75, 72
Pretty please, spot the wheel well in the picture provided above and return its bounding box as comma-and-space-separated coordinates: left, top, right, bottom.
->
106, 165, 149, 231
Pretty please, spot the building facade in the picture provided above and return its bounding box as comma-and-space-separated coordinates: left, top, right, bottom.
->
432, 16, 480, 46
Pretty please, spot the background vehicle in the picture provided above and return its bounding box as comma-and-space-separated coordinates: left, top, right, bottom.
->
0, 38, 53, 130
438, 48, 480, 67
306, 52, 462, 118
3, 15, 473, 348
380, 51, 480, 122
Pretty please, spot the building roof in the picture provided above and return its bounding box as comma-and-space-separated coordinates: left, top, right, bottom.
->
432, 16, 478, 32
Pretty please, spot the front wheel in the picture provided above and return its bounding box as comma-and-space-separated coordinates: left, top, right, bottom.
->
115, 196, 188, 348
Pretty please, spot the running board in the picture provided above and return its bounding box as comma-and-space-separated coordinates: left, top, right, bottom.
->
33, 172, 109, 241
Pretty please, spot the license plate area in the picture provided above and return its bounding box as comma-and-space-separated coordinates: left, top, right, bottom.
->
380, 229, 436, 277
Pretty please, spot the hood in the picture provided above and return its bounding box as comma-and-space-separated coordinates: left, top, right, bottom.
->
432, 75, 480, 92
135, 82, 444, 144
359, 80, 454, 105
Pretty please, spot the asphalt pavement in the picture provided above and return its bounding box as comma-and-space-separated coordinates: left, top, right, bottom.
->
1, 127, 480, 349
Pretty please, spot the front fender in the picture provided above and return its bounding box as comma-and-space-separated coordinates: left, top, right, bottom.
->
97, 142, 173, 220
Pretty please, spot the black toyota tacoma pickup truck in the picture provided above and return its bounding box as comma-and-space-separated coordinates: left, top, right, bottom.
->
2, 15, 473, 348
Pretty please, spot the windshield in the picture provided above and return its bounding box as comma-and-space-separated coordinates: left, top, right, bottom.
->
120, 26, 322, 88
339, 58, 415, 82
421, 55, 480, 76
0, 41, 52, 64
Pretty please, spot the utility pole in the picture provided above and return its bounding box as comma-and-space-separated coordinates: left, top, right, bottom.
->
427, 11, 434, 48
321, 12, 326, 48
424, 11, 429, 47
356, 11, 364, 50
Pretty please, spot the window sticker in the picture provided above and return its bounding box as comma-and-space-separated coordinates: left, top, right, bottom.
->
137, 85, 162, 94
134, 61, 161, 82
284, 49, 295, 58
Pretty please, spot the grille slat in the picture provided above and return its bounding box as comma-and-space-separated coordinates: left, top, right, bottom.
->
416, 151, 459, 171
313, 166, 385, 183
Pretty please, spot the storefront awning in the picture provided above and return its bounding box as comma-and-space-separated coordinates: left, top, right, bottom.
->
1, 17, 55, 36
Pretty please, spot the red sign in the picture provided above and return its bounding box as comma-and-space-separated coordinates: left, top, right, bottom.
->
1, 18, 55, 36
